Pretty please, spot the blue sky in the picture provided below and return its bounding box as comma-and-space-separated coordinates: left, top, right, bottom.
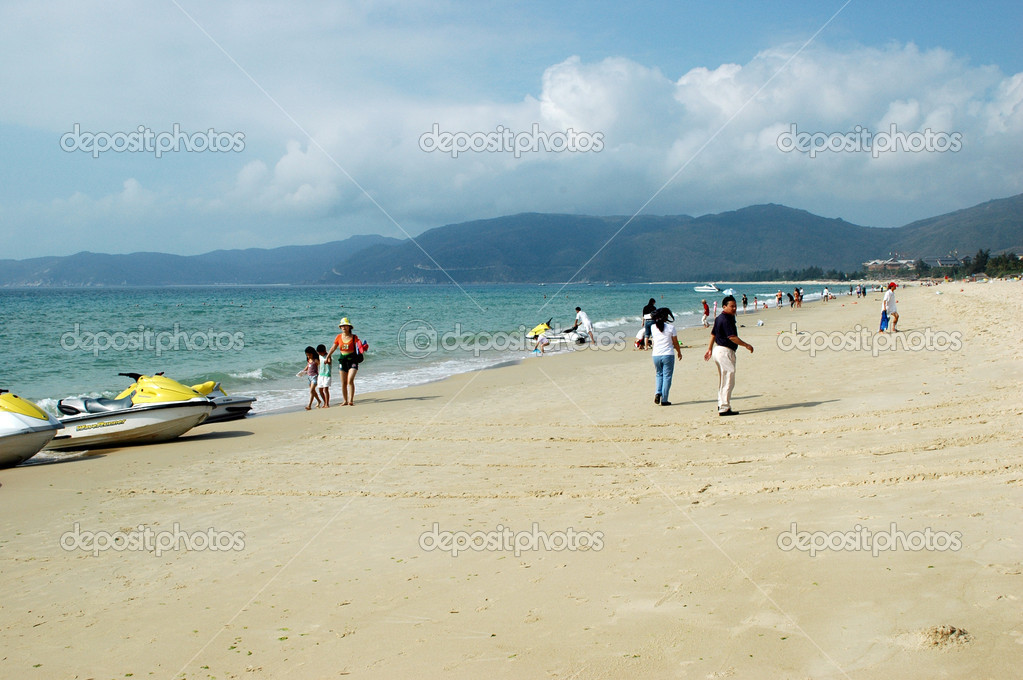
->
1, 0, 1020, 258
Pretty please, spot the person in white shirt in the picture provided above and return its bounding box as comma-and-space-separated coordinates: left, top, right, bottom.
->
883, 282, 899, 332
650, 307, 682, 406
570, 307, 595, 345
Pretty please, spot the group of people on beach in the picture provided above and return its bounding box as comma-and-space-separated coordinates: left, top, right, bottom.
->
298, 318, 365, 409
644, 295, 753, 414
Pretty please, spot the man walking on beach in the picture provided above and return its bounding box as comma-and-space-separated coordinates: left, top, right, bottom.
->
704, 295, 753, 416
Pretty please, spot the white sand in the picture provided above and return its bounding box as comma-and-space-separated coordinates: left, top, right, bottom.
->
1, 280, 1021, 679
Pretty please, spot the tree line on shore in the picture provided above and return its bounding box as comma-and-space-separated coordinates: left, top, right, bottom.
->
738, 249, 1020, 282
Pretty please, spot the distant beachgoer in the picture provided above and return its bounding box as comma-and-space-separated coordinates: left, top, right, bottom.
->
776, 291, 783, 308
650, 307, 682, 406
795, 288, 802, 307
326, 317, 362, 405
883, 282, 899, 332
569, 307, 595, 344
704, 295, 753, 416
754, 296, 758, 311
642, 298, 657, 349
316, 344, 332, 407
787, 292, 795, 308
741, 294, 748, 314
296, 345, 321, 410
701, 300, 710, 327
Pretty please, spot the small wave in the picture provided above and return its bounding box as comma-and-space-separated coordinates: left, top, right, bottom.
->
593, 316, 639, 329
229, 368, 264, 380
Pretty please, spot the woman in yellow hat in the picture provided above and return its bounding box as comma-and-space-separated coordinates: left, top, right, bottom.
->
326, 318, 362, 405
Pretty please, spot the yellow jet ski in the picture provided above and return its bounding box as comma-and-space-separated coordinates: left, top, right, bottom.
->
46, 373, 213, 451
0, 389, 64, 467
527, 318, 553, 339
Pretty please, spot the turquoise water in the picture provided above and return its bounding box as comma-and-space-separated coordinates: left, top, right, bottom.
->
0, 283, 820, 414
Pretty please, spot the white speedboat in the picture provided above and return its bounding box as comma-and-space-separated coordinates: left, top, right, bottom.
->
694, 283, 720, 293
0, 389, 63, 467
46, 374, 213, 451
191, 381, 256, 423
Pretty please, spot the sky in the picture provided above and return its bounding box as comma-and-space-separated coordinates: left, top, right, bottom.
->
1, 0, 1021, 259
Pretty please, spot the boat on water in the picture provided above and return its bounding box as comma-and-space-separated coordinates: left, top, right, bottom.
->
694, 283, 720, 293
46, 373, 213, 451
0, 389, 63, 467
190, 381, 256, 423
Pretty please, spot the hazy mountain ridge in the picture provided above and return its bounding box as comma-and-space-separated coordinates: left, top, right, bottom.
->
0, 234, 401, 286
1, 195, 1019, 286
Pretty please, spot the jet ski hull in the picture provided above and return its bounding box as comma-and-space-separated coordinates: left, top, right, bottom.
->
206, 395, 256, 423
0, 394, 63, 467
0, 427, 60, 467
46, 400, 213, 451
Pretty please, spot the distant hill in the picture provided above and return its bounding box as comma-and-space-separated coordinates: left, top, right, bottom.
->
888, 193, 1023, 257
0, 234, 400, 286
328, 195, 1022, 283
2, 194, 1020, 286
330, 206, 892, 282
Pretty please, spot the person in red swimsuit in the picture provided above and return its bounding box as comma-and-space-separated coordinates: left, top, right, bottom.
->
326, 317, 362, 406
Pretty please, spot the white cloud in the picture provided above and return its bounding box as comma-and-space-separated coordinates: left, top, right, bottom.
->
2, 21, 1021, 256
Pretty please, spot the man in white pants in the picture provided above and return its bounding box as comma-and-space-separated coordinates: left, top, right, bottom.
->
571, 307, 596, 345
703, 295, 754, 416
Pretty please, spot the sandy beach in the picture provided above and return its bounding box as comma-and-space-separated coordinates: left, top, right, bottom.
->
1, 280, 1021, 679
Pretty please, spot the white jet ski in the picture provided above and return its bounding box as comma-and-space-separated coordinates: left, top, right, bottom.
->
0, 389, 64, 467
190, 381, 256, 423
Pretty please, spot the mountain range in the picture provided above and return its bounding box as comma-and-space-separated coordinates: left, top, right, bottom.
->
2, 194, 1020, 286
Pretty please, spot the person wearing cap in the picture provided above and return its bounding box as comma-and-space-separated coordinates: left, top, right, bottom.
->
883, 282, 899, 332
326, 318, 362, 405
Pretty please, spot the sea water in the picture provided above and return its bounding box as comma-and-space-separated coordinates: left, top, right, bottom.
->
0, 283, 826, 414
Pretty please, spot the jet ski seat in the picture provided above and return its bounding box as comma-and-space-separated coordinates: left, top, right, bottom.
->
58, 394, 135, 415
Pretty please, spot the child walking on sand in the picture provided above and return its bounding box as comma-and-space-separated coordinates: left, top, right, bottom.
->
316, 344, 332, 407
297, 346, 322, 410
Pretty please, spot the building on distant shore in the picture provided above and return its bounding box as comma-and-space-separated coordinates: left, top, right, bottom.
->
863, 258, 917, 271
921, 256, 964, 268
862, 255, 967, 271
